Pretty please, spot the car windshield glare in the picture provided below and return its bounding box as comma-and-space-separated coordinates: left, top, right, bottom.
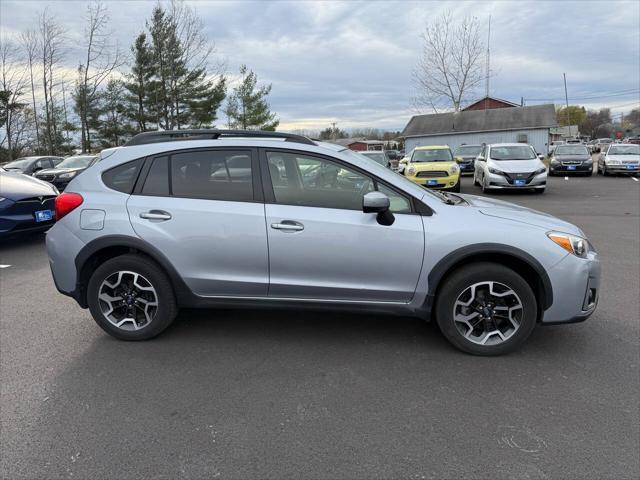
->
490, 146, 536, 161
555, 146, 589, 155
361, 152, 386, 165
412, 149, 453, 162
454, 146, 482, 156
57, 156, 95, 169
608, 145, 639, 155
3, 158, 33, 169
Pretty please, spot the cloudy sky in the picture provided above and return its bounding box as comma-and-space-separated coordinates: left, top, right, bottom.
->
1, 0, 639, 132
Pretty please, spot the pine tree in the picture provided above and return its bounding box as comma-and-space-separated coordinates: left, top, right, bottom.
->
97, 78, 133, 147
124, 32, 154, 132
225, 65, 278, 131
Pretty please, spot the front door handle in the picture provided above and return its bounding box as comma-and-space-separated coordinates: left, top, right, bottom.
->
271, 220, 304, 232
140, 210, 172, 221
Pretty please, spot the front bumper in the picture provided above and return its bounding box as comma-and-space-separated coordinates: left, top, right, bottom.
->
485, 171, 547, 189
0, 198, 56, 237
405, 172, 460, 189
550, 162, 593, 173
541, 250, 601, 324
604, 164, 639, 173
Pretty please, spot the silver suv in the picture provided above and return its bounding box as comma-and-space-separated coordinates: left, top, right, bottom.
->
46, 130, 600, 355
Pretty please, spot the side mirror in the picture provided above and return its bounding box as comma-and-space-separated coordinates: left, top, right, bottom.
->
537, 154, 545, 161
476, 156, 485, 162
363, 191, 395, 226
399, 158, 408, 164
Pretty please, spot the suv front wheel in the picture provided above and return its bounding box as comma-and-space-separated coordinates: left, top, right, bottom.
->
87, 254, 177, 340
435, 262, 537, 355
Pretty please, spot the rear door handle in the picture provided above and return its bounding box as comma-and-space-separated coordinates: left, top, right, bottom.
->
140, 210, 172, 221
271, 220, 304, 232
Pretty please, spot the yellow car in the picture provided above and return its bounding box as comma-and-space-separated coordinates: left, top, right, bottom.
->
401, 145, 461, 192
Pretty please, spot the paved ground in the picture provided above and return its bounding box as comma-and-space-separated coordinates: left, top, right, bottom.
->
1, 173, 639, 479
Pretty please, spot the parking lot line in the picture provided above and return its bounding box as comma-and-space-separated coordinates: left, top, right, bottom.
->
632, 177, 639, 182
0, 265, 12, 269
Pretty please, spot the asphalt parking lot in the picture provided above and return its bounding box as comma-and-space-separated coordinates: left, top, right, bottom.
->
1, 173, 639, 479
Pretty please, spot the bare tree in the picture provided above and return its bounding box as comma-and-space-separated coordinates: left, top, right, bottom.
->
76, 1, 123, 152
0, 36, 28, 160
412, 11, 484, 112
38, 9, 66, 154
20, 29, 42, 153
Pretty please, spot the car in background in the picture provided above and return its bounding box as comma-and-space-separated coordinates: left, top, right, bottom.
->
359, 150, 391, 169
586, 139, 599, 153
384, 150, 401, 171
474, 143, 547, 193
626, 137, 640, 145
597, 143, 640, 175
548, 140, 565, 155
402, 146, 460, 192
453, 144, 482, 175
548, 144, 593, 176
33, 154, 99, 191
1, 156, 64, 176
0, 168, 58, 238
594, 138, 613, 153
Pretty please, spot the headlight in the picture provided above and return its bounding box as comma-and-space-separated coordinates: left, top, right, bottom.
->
605, 157, 620, 165
449, 164, 459, 174
58, 171, 78, 179
547, 232, 591, 258
550, 158, 559, 164
406, 166, 416, 176
534, 167, 547, 175
488, 167, 504, 175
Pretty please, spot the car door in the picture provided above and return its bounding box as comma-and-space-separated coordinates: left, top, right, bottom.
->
126, 148, 269, 297
262, 149, 425, 302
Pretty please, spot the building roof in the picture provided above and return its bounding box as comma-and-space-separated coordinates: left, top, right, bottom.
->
328, 137, 385, 146
401, 104, 557, 138
462, 96, 520, 111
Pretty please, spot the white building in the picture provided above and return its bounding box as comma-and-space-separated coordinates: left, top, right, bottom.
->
401, 104, 557, 155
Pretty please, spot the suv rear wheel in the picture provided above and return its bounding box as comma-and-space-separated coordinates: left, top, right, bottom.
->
435, 262, 537, 355
87, 254, 177, 340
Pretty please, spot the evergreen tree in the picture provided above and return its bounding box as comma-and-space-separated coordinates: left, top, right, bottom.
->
225, 65, 278, 131
97, 78, 133, 147
124, 32, 154, 132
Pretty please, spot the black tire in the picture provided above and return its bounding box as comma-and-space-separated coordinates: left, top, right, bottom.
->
533, 188, 545, 194
87, 254, 177, 340
434, 262, 538, 355
451, 179, 461, 192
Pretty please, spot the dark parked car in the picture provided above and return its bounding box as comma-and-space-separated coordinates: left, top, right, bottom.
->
453, 144, 483, 174
0, 167, 58, 238
548, 144, 593, 176
33, 155, 99, 191
1, 156, 64, 175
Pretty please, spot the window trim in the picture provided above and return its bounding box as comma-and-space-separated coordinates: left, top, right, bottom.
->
260, 147, 417, 214
132, 147, 262, 203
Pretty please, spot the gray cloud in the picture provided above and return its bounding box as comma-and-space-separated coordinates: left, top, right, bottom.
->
1, 0, 638, 131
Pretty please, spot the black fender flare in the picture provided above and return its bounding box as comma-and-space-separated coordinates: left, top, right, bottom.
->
423, 243, 554, 314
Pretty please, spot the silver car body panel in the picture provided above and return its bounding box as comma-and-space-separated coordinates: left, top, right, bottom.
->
47, 137, 600, 325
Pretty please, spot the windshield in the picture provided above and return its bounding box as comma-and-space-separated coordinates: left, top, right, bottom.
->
411, 148, 453, 162
490, 145, 536, 161
57, 156, 96, 169
608, 145, 639, 155
3, 158, 34, 169
454, 146, 482, 157
555, 145, 589, 155
361, 152, 387, 165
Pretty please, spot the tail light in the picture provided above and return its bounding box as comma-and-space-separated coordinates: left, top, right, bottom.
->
55, 192, 83, 220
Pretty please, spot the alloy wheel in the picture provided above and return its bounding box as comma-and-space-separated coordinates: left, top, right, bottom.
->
452, 281, 523, 346
98, 270, 158, 331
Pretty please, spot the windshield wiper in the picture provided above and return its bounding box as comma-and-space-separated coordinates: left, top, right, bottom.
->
427, 189, 455, 205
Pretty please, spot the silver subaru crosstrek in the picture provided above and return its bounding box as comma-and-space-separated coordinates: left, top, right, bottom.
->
46, 130, 600, 355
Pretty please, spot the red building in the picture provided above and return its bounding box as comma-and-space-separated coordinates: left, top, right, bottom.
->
462, 96, 520, 111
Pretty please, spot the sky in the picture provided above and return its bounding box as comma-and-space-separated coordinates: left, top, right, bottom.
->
1, 0, 639, 132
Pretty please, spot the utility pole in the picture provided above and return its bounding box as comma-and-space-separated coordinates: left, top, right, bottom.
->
61, 80, 70, 142
484, 15, 491, 109
563, 73, 570, 128
331, 122, 337, 140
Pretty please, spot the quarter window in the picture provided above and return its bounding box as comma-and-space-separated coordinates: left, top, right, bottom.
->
102, 159, 143, 194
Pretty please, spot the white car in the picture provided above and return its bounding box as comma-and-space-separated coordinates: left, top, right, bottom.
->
597, 143, 640, 175
474, 143, 547, 194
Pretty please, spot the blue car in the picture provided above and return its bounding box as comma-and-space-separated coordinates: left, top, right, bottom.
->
0, 167, 58, 238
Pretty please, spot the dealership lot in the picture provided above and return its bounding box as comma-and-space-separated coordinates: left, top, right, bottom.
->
1, 174, 638, 479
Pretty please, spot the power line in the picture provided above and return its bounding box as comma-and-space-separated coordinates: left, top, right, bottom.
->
524, 89, 640, 102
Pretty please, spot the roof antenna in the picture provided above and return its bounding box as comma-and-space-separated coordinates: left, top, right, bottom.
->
484, 15, 491, 109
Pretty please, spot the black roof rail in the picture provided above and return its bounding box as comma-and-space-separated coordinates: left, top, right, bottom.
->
124, 129, 316, 147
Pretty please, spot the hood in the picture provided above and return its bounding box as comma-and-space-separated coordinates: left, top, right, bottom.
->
457, 155, 478, 161
36, 166, 86, 176
605, 154, 640, 162
0, 171, 58, 200
408, 161, 456, 171
456, 193, 583, 235
487, 159, 543, 172
553, 155, 591, 162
